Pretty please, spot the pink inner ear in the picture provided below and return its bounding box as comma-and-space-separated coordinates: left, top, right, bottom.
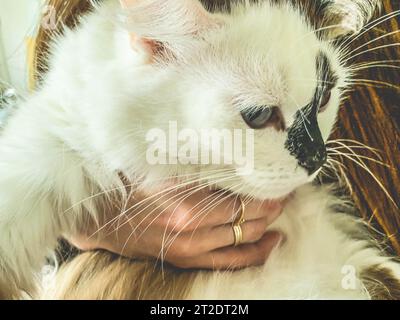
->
120, 0, 222, 61
128, 34, 161, 63
120, 0, 220, 31
120, 0, 159, 60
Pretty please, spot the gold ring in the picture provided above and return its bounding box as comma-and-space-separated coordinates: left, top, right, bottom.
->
232, 225, 243, 246
232, 196, 246, 246
233, 196, 246, 226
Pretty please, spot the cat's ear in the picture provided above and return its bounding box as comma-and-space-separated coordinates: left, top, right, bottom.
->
119, 0, 222, 61
321, 0, 380, 39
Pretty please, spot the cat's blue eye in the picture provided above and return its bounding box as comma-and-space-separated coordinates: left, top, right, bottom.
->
241, 106, 274, 129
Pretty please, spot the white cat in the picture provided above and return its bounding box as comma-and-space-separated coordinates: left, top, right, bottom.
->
0, 0, 399, 299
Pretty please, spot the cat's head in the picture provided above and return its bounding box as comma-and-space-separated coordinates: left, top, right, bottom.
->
117, 0, 376, 199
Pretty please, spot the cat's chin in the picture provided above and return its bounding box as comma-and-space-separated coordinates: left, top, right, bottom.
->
217, 183, 298, 201
242, 189, 294, 202
228, 177, 317, 199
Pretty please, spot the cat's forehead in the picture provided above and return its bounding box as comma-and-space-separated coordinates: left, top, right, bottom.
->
194, 2, 333, 108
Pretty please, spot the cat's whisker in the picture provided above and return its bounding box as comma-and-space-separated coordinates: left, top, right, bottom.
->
328, 150, 389, 168
146, 183, 241, 273
175, 188, 234, 242
327, 148, 388, 167
118, 180, 222, 257
157, 185, 232, 274
328, 145, 382, 161
343, 43, 400, 63
349, 64, 400, 72
366, 209, 398, 245
117, 173, 238, 256
286, 92, 313, 139
339, 9, 400, 53
90, 169, 236, 237
105, 173, 234, 239
173, 185, 245, 241
159, 190, 227, 265
121, 170, 235, 223
64, 167, 232, 214
159, 186, 238, 266
326, 136, 396, 206
328, 138, 380, 149
327, 140, 388, 167
325, 158, 355, 194
161, 182, 244, 263
319, 163, 340, 181
157, 180, 234, 259
346, 79, 400, 90
328, 151, 398, 209
184, 188, 240, 244
351, 59, 400, 67
320, 165, 340, 184
327, 139, 383, 160
137, 179, 235, 276
287, 78, 337, 86
350, 61, 400, 69
345, 29, 400, 58
326, 156, 346, 170
120, 168, 234, 208
295, 24, 343, 44
327, 139, 370, 146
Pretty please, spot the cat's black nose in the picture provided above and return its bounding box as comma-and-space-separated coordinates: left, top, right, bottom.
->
298, 146, 327, 175
285, 104, 328, 176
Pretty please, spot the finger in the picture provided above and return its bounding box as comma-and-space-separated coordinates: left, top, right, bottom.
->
172, 231, 283, 270
186, 218, 273, 253
161, 191, 284, 232
216, 218, 275, 248
200, 197, 281, 226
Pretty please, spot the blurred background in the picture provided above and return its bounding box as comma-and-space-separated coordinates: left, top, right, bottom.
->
0, 0, 44, 92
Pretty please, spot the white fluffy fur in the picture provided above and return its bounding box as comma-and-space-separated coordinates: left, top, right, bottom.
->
190, 184, 399, 299
0, 0, 398, 299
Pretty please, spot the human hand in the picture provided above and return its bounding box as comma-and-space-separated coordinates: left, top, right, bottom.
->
69, 188, 284, 270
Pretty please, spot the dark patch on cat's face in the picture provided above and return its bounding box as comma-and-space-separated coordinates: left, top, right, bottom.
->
361, 265, 400, 300
285, 52, 338, 175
